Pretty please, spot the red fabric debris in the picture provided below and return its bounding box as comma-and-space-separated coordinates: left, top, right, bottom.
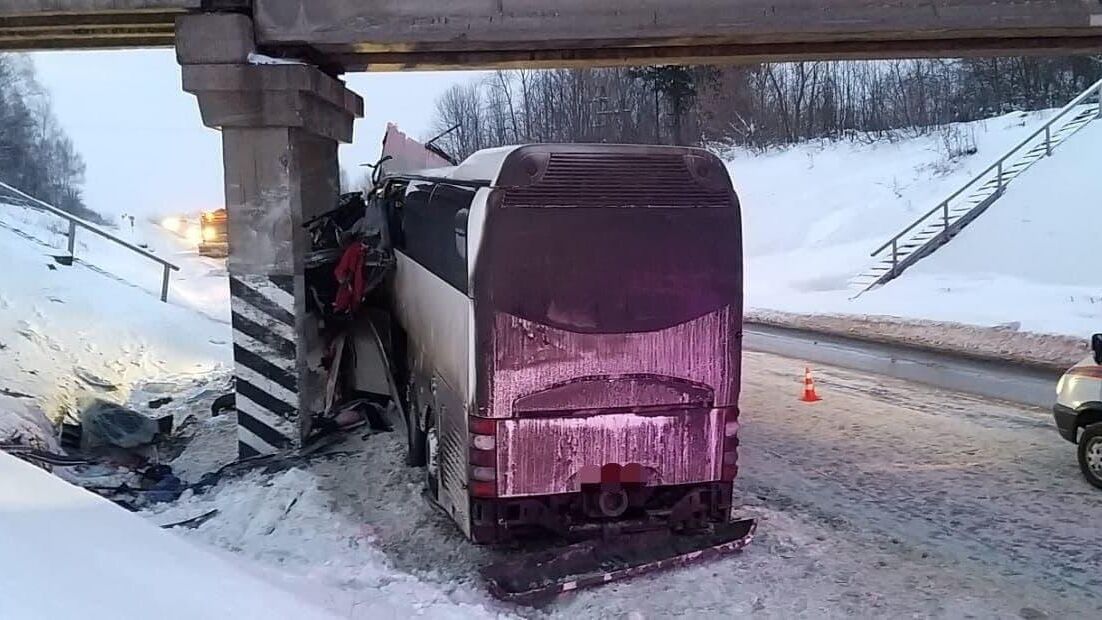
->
333, 242, 366, 314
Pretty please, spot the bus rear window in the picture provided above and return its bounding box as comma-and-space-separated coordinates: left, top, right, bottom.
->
477, 205, 741, 334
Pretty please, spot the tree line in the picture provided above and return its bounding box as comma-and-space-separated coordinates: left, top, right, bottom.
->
0, 54, 97, 223
429, 57, 1102, 160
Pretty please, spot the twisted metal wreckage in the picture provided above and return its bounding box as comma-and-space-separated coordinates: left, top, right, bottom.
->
310, 126, 756, 602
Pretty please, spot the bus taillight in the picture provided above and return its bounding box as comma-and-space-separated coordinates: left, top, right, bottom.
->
469, 416, 498, 497
721, 415, 740, 481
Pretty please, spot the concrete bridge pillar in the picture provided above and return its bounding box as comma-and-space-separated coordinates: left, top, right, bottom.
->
176, 13, 364, 457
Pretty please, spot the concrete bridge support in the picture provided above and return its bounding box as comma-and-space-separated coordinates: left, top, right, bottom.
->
177, 13, 363, 457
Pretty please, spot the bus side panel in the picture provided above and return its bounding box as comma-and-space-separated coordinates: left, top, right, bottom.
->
434, 375, 472, 536
390, 251, 472, 532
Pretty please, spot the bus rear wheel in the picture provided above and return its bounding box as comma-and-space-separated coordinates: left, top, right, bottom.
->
425, 418, 439, 500
404, 386, 427, 467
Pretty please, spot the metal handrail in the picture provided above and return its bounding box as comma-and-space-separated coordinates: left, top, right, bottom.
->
0, 179, 180, 302
872, 77, 1102, 257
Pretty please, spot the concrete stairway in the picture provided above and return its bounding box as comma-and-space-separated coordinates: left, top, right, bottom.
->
851, 78, 1102, 296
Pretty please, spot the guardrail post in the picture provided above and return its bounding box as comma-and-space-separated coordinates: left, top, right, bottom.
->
996, 161, 1004, 193
1044, 126, 1052, 156
941, 201, 950, 231
160, 264, 171, 303
890, 239, 898, 277
66, 219, 77, 258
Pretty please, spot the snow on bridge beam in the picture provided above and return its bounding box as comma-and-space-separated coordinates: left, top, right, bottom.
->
252, 0, 1102, 71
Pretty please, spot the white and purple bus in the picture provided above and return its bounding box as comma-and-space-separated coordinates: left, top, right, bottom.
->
373, 143, 743, 543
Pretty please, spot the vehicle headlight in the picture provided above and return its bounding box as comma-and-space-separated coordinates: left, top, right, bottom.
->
185, 225, 203, 244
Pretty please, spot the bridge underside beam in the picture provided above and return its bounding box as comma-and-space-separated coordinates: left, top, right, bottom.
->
0, 8, 184, 50
252, 0, 1102, 71
315, 34, 1102, 73
0, 1, 252, 50
4, 1, 1102, 63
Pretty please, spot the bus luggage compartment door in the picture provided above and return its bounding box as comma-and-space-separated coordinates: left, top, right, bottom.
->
495, 407, 731, 498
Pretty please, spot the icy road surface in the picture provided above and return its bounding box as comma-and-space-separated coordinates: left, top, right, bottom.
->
160, 350, 1101, 618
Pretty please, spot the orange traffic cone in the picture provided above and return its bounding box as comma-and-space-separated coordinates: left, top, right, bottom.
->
800, 367, 822, 403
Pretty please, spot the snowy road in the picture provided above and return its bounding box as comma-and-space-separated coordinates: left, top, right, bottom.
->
733, 351, 1101, 617
160, 350, 1102, 619
744, 322, 1062, 408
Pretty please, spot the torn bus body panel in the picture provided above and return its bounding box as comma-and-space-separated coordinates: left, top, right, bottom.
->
482, 518, 757, 606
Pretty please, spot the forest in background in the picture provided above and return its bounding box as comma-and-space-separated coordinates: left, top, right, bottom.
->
428, 57, 1102, 161
0, 54, 97, 223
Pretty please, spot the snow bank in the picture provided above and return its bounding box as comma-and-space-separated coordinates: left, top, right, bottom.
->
0, 201, 231, 433
750, 309, 1087, 370
147, 467, 509, 619
0, 452, 335, 619
732, 110, 1102, 339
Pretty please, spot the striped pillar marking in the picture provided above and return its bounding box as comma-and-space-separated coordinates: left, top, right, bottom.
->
230, 274, 300, 457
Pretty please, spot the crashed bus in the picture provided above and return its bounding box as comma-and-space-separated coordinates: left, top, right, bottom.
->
354, 138, 754, 600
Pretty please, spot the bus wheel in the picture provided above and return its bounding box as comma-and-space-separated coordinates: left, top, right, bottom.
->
405, 388, 427, 467
425, 413, 440, 499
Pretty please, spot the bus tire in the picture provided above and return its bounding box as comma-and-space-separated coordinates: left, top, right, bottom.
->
425, 410, 439, 500
405, 387, 427, 467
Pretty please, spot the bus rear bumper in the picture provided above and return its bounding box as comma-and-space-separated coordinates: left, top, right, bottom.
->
469, 481, 733, 545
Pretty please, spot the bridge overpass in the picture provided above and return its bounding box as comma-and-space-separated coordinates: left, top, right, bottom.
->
4, 1, 1102, 67
4, 0, 1102, 455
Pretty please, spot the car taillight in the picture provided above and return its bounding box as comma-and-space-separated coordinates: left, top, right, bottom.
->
469, 416, 498, 497
721, 413, 740, 481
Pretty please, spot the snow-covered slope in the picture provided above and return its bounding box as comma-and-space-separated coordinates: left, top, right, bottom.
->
731, 110, 1102, 337
0, 451, 334, 619
0, 201, 231, 445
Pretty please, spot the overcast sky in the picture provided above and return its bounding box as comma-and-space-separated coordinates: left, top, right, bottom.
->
30, 49, 487, 218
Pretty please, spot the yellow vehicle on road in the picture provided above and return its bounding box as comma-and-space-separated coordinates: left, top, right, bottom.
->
198, 209, 228, 258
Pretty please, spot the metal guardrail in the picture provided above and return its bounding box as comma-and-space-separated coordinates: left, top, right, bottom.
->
871, 77, 1102, 259
0, 180, 180, 302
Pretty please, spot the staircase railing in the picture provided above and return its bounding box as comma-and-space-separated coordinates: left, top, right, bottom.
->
869, 77, 1102, 276
0, 180, 180, 302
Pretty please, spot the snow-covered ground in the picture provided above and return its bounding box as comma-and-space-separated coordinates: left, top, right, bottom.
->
133, 352, 1102, 619
0, 201, 230, 445
732, 110, 1102, 339
0, 202, 509, 619
0, 451, 336, 620
5, 106, 1102, 619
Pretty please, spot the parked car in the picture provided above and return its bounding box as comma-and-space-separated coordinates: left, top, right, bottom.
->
1053, 333, 1102, 489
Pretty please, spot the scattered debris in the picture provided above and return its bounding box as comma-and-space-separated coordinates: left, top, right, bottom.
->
210, 392, 235, 417
1, 387, 33, 399
74, 368, 118, 391
58, 422, 82, 451
147, 396, 173, 409
80, 399, 167, 450
159, 509, 220, 530
1, 443, 91, 468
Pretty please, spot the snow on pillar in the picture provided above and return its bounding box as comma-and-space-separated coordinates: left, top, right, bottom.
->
177, 14, 364, 457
